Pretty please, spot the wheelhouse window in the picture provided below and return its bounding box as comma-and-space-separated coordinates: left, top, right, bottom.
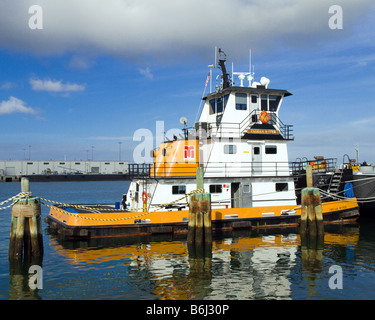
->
251, 95, 258, 103
235, 93, 247, 110
223, 94, 229, 109
224, 145, 237, 154
209, 184, 222, 193
209, 95, 229, 114
172, 185, 186, 194
269, 95, 281, 112
216, 97, 223, 113
209, 99, 216, 114
261, 94, 268, 111
265, 146, 277, 154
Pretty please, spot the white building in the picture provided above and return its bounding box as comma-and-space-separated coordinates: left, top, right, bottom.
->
0, 160, 129, 177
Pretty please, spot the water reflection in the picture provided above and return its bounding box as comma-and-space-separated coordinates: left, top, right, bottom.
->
8, 256, 43, 300
300, 233, 324, 299
42, 226, 359, 300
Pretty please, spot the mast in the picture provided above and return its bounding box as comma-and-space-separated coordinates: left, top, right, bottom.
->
217, 48, 231, 89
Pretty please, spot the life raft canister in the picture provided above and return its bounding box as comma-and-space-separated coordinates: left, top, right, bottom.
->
259, 111, 270, 123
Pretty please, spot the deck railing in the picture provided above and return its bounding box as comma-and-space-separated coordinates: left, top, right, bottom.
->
129, 161, 292, 179
290, 158, 337, 175
206, 110, 294, 141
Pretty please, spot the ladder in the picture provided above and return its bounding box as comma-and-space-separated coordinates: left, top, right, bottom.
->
328, 169, 343, 194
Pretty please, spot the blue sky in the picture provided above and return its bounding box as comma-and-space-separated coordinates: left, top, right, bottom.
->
1, 0, 375, 164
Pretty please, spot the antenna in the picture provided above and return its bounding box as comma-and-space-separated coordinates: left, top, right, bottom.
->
249, 49, 252, 74
214, 46, 217, 67
179, 116, 188, 125
180, 117, 188, 140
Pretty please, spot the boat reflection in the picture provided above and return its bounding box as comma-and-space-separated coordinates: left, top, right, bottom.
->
48, 226, 359, 300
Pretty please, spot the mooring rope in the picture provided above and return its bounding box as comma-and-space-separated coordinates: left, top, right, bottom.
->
38, 188, 205, 221
0, 192, 33, 211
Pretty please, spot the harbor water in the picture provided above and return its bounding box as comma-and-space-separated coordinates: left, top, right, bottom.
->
1, 181, 375, 300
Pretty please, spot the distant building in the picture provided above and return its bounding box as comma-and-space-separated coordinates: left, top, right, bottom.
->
0, 160, 129, 181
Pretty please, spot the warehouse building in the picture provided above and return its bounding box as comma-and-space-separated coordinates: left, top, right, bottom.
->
0, 160, 129, 181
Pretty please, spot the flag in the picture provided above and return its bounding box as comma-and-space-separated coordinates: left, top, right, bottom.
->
205, 73, 210, 86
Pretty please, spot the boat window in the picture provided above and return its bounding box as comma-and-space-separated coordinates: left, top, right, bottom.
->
269, 95, 281, 112
243, 184, 251, 193
217, 97, 223, 113
172, 185, 186, 194
261, 95, 268, 111
223, 94, 229, 110
276, 183, 288, 192
209, 184, 222, 193
254, 147, 260, 155
216, 114, 222, 126
209, 99, 216, 114
224, 145, 237, 154
235, 93, 247, 110
251, 95, 258, 103
265, 145, 277, 154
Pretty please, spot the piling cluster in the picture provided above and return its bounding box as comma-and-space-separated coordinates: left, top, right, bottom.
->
300, 188, 324, 236
9, 178, 43, 262
187, 167, 212, 245
187, 193, 212, 244
300, 165, 324, 237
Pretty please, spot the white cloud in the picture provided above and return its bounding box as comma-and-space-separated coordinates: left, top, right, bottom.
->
68, 55, 95, 70
0, 0, 373, 60
30, 78, 85, 92
0, 96, 37, 115
0, 82, 15, 90
138, 67, 153, 80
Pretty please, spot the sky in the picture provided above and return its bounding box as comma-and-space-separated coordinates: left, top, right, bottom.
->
1, 0, 375, 164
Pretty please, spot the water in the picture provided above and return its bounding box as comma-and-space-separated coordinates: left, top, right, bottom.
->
1, 180, 375, 300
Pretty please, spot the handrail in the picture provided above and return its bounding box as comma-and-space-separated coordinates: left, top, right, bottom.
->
207, 109, 294, 140
290, 158, 337, 174
130, 161, 292, 179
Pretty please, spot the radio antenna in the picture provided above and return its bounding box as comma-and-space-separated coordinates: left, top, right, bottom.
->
249, 49, 252, 74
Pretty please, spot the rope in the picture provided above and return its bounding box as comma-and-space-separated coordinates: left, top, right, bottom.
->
40, 188, 205, 222
41, 201, 156, 222
317, 188, 366, 203
0, 192, 32, 211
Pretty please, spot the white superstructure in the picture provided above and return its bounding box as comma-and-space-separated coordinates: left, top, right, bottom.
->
126, 49, 296, 211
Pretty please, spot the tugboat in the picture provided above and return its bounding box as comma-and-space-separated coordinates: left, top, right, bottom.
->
46, 49, 360, 239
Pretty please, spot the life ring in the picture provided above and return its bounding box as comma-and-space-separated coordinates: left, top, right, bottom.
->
142, 191, 149, 203
259, 111, 270, 123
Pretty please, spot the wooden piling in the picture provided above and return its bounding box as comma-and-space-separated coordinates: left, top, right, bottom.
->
188, 193, 211, 244
306, 164, 313, 188
300, 187, 324, 236
9, 178, 43, 261
187, 167, 212, 244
